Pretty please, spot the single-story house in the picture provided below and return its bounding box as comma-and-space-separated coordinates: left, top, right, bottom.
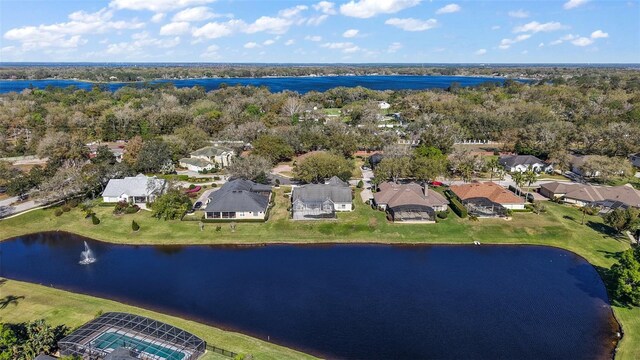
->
630, 153, 640, 168
378, 101, 391, 110
450, 181, 525, 217
204, 179, 272, 220
178, 157, 215, 172
87, 142, 125, 163
539, 181, 640, 209
373, 182, 449, 222
291, 176, 352, 220
499, 155, 551, 173
102, 174, 166, 204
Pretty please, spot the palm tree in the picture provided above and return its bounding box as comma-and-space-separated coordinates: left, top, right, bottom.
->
485, 157, 501, 182
524, 166, 538, 192
512, 172, 525, 197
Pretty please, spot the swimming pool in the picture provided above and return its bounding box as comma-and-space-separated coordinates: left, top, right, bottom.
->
93, 331, 186, 360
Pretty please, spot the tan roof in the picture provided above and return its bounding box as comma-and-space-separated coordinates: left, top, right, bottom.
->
374, 182, 448, 209
450, 182, 524, 205
540, 181, 640, 207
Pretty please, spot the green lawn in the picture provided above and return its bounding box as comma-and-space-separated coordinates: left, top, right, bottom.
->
0, 280, 312, 360
0, 189, 638, 359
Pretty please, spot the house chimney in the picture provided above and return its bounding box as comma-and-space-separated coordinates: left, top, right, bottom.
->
423, 183, 428, 197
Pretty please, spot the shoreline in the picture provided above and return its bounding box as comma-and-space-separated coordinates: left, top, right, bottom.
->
1, 230, 622, 360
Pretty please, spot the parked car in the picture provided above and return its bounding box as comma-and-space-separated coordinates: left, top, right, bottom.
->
18, 194, 28, 201
193, 201, 203, 210
0, 186, 6, 194
430, 181, 444, 187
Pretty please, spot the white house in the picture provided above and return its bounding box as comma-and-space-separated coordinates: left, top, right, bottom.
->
378, 101, 391, 110
102, 174, 166, 204
191, 146, 234, 168
499, 155, 551, 173
291, 177, 353, 220
178, 158, 215, 172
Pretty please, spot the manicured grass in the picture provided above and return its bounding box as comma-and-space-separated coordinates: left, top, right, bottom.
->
0, 280, 312, 360
0, 189, 638, 359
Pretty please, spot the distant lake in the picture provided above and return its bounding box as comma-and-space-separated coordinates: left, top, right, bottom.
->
0, 75, 523, 94
0, 232, 619, 359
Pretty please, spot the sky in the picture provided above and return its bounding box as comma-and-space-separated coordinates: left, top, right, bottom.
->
0, 0, 638, 63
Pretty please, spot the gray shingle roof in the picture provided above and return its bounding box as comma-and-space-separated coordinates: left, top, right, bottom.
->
179, 157, 213, 167
499, 155, 546, 168
205, 179, 271, 213
292, 182, 352, 204
540, 181, 640, 208
191, 146, 233, 158
102, 174, 166, 198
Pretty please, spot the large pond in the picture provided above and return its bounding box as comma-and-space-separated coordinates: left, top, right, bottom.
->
0, 75, 520, 94
0, 232, 618, 359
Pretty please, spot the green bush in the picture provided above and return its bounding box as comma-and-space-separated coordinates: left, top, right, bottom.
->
132, 220, 140, 232
68, 199, 80, 208
436, 211, 449, 219
54, 208, 63, 217
357, 180, 364, 188
448, 197, 468, 218
124, 205, 139, 214
91, 214, 100, 225
188, 184, 196, 190
62, 205, 71, 212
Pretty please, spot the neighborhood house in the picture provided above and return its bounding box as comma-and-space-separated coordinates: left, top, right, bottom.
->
373, 182, 449, 222
204, 179, 272, 220
102, 174, 166, 204
179, 145, 235, 172
291, 176, 353, 220
499, 155, 551, 173
449, 181, 525, 217
630, 153, 640, 168
539, 181, 640, 210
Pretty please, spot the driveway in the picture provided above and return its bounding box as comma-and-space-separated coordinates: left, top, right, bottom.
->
0, 196, 40, 219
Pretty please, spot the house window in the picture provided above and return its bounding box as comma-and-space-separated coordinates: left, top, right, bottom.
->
341, 204, 346, 209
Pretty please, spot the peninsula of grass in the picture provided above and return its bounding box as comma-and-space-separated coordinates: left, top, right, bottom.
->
0, 187, 638, 359
0, 279, 313, 360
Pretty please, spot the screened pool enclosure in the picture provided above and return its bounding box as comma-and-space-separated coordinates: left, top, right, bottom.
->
58, 312, 206, 360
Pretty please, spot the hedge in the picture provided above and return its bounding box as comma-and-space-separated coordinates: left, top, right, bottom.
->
448, 197, 468, 218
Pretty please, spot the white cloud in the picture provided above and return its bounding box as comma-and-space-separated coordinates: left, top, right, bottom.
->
508, 9, 529, 18
263, 39, 275, 46
563, 0, 588, 10
491, 25, 501, 30
538, 42, 545, 47
306, 15, 329, 26
244, 41, 259, 49
550, 34, 576, 45
279, 5, 308, 18
321, 41, 361, 53
285, 39, 295, 46
591, 30, 608, 39
191, 20, 245, 39
200, 44, 220, 59
3, 8, 144, 51
572, 37, 593, 46
387, 42, 402, 52
160, 22, 191, 35
343, 29, 359, 38
106, 31, 180, 55
245, 16, 292, 34
340, 0, 421, 18
474, 48, 487, 55
385, 18, 437, 31
435, 3, 461, 15
151, 13, 166, 23
172, 7, 219, 22
499, 34, 531, 49
305, 35, 323, 41
313, 1, 337, 14
109, 0, 216, 12
513, 21, 566, 33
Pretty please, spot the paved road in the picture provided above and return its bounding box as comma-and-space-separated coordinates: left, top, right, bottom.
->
0, 196, 39, 219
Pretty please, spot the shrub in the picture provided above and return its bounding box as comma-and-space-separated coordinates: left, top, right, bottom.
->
215, 226, 222, 232
448, 197, 468, 218
436, 211, 449, 219
132, 220, 140, 232
54, 208, 63, 217
62, 205, 71, 212
124, 205, 140, 214
468, 214, 479, 221
68, 199, 80, 208
505, 209, 513, 217
188, 184, 196, 190
210, 183, 217, 188
357, 180, 364, 188
91, 214, 100, 225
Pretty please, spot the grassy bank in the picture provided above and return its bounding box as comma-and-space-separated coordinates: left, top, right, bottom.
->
0, 188, 638, 358
0, 279, 314, 360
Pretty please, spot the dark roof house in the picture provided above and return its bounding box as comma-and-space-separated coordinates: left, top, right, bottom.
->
499, 155, 550, 172
204, 179, 272, 220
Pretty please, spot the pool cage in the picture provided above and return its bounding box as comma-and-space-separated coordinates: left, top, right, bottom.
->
462, 198, 509, 217
58, 312, 206, 360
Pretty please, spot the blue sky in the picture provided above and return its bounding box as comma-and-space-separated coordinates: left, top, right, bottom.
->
1, 0, 638, 63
